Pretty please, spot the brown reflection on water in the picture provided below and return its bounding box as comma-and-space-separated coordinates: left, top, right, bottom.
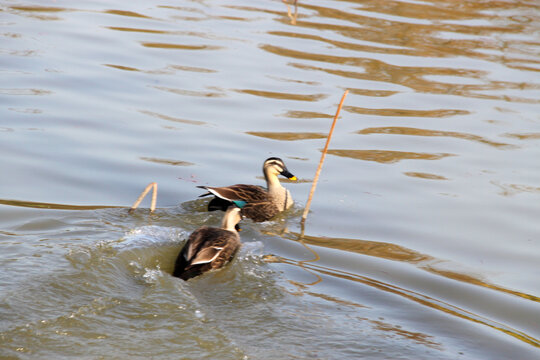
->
280, 110, 333, 119
347, 88, 398, 97
360, 0, 481, 21
7, 5, 70, 21
0, 199, 121, 211
326, 149, 454, 163
295, 0, 533, 59
153, 86, 225, 98
284, 275, 441, 349
423, 265, 540, 303
504, 133, 540, 140
105, 63, 216, 75
103, 10, 151, 19
139, 110, 206, 126
277, 255, 540, 348
282, 273, 442, 350
140, 42, 222, 51
404, 172, 448, 181
344, 107, 469, 118
260, 0, 540, 102
9, 6, 70, 13
246, 131, 326, 141
106, 26, 169, 34
358, 126, 514, 148
139, 157, 194, 167
281, 231, 540, 304
491, 181, 540, 197
104, 64, 139, 72
236, 89, 327, 102
284, 232, 430, 264
286, 60, 540, 103
367, 319, 442, 349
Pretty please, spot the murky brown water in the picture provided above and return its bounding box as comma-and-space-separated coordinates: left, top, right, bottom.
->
1, 0, 539, 359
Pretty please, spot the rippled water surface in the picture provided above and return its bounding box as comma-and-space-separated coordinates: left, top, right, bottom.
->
1, 0, 540, 359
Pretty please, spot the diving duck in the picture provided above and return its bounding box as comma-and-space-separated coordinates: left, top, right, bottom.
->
173, 205, 243, 281
198, 157, 296, 222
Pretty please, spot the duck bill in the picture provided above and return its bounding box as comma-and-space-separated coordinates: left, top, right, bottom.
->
280, 169, 297, 181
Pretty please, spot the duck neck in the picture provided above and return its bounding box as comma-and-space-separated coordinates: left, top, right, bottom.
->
264, 171, 284, 195
221, 208, 240, 232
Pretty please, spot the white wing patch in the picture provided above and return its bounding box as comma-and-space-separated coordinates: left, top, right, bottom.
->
190, 246, 224, 265
207, 188, 234, 201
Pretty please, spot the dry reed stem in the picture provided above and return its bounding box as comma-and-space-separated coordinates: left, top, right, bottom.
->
301, 90, 348, 223
283, 0, 298, 24
129, 182, 158, 213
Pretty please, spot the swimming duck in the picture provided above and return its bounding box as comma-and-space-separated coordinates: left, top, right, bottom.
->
197, 157, 296, 222
173, 205, 243, 281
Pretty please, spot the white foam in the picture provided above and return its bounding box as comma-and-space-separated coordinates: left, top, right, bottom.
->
117, 226, 187, 250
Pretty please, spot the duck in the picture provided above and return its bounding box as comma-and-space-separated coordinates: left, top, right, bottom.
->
197, 157, 296, 222
173, 205, 243, 281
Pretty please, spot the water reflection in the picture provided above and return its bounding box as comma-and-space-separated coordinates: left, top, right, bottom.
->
236, 89, 327, 101
260, 0, 540, 102
246, 131, 326, 141
347, 88, 397, 97
0, 198, 121, 211
139, 157, 194, 167
281, 0, 298, 25
103, 10, 151, 19
139, 110, 207, 126
105, 63, 216, 75
140, 42, 221, 50
358, 126, 514, 148
404, 172, 448, 181
2, 0, 540, 357
280, 230, 540, 305
276, 255, 540, 348
292, 0, 536, 61
491, 181, 540, 197
154, 86, 226, 98
504, 133, 540, 140
344, 106, 469, 118
280, 110, 333, 119
284, 232, 430, 264
326, 149, 454, 163
9, 6, 69, 12
367, 319, 442, 350
8, 5, 70, 21
106, 26, 169, 34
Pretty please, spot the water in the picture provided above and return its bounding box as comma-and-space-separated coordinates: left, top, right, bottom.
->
1, 0, 539, 358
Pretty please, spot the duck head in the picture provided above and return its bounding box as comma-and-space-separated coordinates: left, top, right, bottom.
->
263, 157, 297, 181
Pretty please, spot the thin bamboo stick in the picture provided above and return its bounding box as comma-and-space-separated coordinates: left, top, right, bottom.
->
129, 182, 158, 213
301, 90, 348, 223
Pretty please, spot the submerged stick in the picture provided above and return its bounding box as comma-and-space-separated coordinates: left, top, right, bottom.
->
301, 90, 348, 223
129, 182, 158, 213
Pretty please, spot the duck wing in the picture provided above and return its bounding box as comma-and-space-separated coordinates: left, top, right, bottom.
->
190, 246, 224, 265
198, 184, 280, 222
198, 184, 266, 202
173, 227, 240, 280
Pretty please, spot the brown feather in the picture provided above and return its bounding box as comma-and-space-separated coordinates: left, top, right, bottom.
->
173, 226, 240, 281
196, 157, 295, 222
198, 184, 279, 222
